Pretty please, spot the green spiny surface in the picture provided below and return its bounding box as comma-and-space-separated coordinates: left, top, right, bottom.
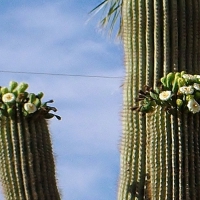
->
119, 0, 200, 199
0, 81, 60, 200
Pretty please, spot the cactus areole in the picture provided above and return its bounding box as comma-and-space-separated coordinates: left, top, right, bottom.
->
0, 81, 61, 200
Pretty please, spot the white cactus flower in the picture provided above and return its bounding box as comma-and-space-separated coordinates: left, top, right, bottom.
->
24, 103, 37, 114
193, 83, 200, 91
179, 86, 194, 95
2, 93, 16, 103
182, 74, 196, 80
159, 91, 172, 101
195, 75, 200, 79
187, 99, 200, 113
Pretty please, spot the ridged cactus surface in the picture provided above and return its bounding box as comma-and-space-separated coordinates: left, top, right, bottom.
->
0, 81, 60, 200
119, 0, 200, 199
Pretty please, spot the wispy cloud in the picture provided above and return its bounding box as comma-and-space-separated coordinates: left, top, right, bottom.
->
0, 2, 123, 72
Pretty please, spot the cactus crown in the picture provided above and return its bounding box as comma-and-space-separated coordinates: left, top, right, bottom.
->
0, 81, 61, 120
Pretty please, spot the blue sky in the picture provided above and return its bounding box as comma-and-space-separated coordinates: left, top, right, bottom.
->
0, 1, 124, 199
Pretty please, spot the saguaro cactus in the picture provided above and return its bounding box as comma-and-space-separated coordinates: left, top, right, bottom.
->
118, 0, 200, 199
0, 81, 61, 200
94, 0, 200, 199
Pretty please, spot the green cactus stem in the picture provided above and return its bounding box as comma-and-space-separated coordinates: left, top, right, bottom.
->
118, 0, 200, 199
0, 81, 61, 200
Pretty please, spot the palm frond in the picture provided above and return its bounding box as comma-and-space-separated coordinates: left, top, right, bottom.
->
89, 0, 122, 37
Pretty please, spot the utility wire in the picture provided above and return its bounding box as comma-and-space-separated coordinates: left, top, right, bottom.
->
0, 70, 123, 79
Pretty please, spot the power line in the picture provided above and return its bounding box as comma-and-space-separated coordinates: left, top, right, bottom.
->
0, 70, 123, 79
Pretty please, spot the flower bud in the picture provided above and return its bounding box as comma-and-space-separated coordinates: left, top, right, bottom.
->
9, 81, 18, 92
176, 99, 183, 107
1, 87, 8, 95
33, 98, 41, 108
17, 83, 28, 93
172, 77, 179, 93
37, 92, 44, 99
181, 71, 186, 77
160, 77, 167, 88
186, 95, 194, 101
28, 93, 36, 103
178, 78, 186, 87
175, 72, 181, 78
166, 72, 175, 89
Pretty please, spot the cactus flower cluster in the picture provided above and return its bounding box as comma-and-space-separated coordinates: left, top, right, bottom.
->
133, 72, 200, 114
0, 81, 60, 120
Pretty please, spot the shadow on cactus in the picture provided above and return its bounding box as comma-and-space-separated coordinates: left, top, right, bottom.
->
133, 71, 200, 115
0, 81, 61, 200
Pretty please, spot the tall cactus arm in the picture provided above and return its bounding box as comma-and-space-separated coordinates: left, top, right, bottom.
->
118, 0, 147, 199
0, 82, 61, 200
119, 0, 200, 199
92, 0, 200, 199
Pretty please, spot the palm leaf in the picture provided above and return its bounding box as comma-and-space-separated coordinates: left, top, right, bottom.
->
89, 0, 122, 37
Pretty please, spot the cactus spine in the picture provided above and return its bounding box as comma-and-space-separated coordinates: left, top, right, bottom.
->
0, 81, 60, 200
118, 0, 200, 199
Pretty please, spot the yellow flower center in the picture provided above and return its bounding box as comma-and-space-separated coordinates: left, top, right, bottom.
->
193, 103, 198, 107
7, 95, 12, 100
162, 92, 169, 98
